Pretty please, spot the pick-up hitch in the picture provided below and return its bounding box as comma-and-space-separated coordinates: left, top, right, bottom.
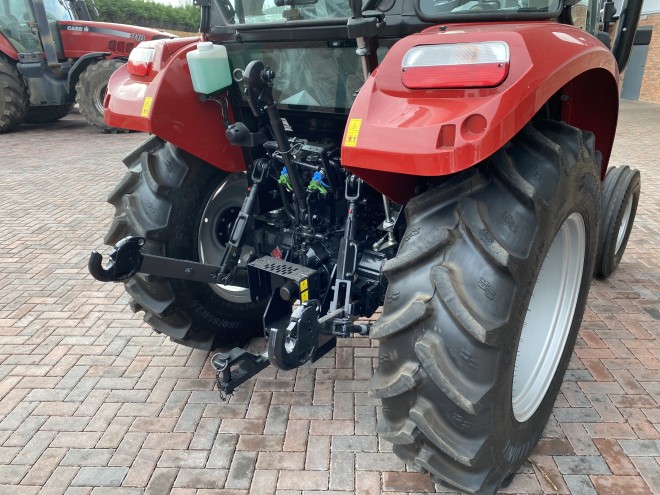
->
88, 237, 353, 399
210, 310, 337, 401
211, 348, 270, 400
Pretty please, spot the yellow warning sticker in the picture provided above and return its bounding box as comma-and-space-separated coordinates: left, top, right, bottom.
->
300, 279, 308, 292
141, 97, 153, 117
301, 290, 309, 302
344, 118, 362, 147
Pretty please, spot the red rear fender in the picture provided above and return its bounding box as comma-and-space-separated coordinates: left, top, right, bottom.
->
104, 38, 246, 173
342, 22, 619, 199
0, 32, 18, 60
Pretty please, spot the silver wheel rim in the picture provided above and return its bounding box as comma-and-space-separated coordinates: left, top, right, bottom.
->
94, 83, 107, 116
198, 173, 252, 304
615, 195, 633, 253
512, 212, 586, 422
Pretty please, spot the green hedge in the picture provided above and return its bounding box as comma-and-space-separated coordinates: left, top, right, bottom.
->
91, 0, 200, 33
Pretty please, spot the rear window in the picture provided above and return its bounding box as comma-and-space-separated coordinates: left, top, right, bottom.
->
416, 0, 562, 21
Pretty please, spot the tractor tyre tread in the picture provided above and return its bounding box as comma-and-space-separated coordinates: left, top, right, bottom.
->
105, 136, 265, 349
371, 120, 599, 494
594, 165, 640, 278
75, 59, 127, 132
0, 55, 29, 133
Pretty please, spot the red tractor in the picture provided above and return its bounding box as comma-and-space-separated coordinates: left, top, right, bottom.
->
0, 0, 174, 132
90, 0, 642, 492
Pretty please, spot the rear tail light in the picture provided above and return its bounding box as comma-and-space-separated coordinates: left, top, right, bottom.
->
127, 46, 155, 77
401, 41, 510, 89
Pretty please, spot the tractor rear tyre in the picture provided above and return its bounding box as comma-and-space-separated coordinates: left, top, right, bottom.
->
0, 55, 29, 133
76, 59, 126, 132
24, 103, 74, 124
371, 121, 599, 494
105, 136, 266, 349
594, 165, 640, 278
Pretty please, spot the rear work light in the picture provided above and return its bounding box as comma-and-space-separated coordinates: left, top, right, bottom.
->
127, 46, 156, 77
401, 41, 510, 89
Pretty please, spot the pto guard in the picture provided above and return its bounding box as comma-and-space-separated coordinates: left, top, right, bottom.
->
342, 22, 619, 191
104, 37, 246, 173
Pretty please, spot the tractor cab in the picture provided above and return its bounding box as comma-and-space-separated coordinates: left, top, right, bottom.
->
0, 0, 92, 60
200, 0, 602, 116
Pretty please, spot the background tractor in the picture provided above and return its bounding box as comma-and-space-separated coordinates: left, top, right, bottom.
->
89, 0, 643, 492
0, 0, 174, 132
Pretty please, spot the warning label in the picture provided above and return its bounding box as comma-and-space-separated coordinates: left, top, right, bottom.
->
300, 279, 309, 302
344, 119, 362, 147
141, 97, 153, 117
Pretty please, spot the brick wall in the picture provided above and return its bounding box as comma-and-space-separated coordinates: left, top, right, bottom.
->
637, 14, 660, 103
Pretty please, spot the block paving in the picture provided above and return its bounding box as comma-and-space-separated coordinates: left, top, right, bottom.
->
0, 100, 658, 494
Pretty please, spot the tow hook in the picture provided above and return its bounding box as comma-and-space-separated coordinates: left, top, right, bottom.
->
88, 236, 145, 282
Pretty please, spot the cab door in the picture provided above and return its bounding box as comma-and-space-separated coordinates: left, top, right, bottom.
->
0, 0, 41, 53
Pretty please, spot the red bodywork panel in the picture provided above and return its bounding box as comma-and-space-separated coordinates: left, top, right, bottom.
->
105, 38, 246, 172
58, 21, 173, 59
342, 22, 619, 202
0, 32, 19, 60
105, 23, 620, 201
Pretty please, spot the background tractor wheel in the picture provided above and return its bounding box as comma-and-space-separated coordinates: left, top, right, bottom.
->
23, 103, 74, 124
105, 136, 266, 349
594, 165, 640, 278
75, 59, 126, 132
0, 55, 29, 133
371, 121, 599, 494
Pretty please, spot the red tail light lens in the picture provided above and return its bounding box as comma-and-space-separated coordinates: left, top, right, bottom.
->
402, 42, 510, 89
127, 46, 155, 77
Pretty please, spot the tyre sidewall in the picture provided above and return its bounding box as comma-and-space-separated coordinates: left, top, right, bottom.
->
494, 172, 599, 478
163, 162, 263, 332
0, 56, 29, 132
140, 144, 265, 339
372, 122, 602, 493
598, 168, 640, 276
76, 59, 124, 129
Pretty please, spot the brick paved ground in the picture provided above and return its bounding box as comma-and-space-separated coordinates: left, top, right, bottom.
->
0, 101, 658, 495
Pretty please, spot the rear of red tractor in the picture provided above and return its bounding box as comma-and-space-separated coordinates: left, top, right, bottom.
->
91, 0, 643, 492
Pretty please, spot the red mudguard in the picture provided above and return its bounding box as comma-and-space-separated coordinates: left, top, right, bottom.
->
105, 23, 619, 195
0, 32, 18, 60
341, 22, 619, 202
104, 37, 246, 172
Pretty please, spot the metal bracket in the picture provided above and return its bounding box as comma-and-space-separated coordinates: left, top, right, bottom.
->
211, 348, 270, 400
88, 236, 241, 286
268, 302, 340, 370
88, 237, 144, 282
216, 160, 271, 285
